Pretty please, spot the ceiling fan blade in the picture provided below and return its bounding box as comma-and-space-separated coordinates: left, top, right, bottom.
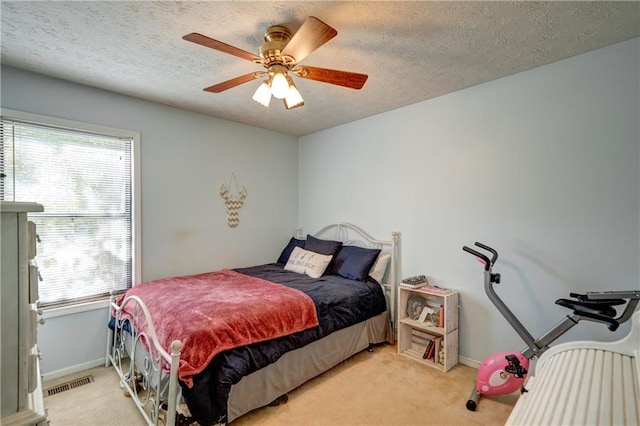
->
281, 17, 337, 63
204, 72, 264, 93
183, 33, 261, 63
293, 66, 368, 89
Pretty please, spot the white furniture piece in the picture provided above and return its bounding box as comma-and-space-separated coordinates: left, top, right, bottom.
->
1, 201, 47, 425
397, 285, 459, 372
506, 310, 640, 425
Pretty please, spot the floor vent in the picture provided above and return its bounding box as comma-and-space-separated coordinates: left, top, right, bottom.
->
45, 375, 94, 396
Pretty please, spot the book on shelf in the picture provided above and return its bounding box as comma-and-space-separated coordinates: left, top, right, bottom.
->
420, 336, 443, 362
400, 281, 428, 289
412, 328, 433, 341
422, 339, 434, 359
426, 339, 436, 360
433, 337, 442, 364
438, 304, 444, 328
401, 275, 429, 288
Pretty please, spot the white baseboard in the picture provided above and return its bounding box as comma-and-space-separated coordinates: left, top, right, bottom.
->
459, 355, 481, 369
42, 358, 106, 382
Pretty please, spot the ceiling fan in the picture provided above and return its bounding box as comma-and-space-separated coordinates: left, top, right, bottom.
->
183, 16, 368, 110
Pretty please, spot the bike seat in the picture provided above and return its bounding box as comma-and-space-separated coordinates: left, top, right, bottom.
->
555, 299, 618, 318
569, 292, 626, 306
555, 299, 621, 331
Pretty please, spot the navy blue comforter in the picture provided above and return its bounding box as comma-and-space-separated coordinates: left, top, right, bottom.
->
180, 263, 387, 425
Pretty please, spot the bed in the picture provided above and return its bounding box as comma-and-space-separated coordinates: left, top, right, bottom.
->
106, 222, 401, 425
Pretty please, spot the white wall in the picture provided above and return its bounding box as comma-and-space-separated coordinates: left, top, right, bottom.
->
1, 66, 299, 378
299, 38, 640, 364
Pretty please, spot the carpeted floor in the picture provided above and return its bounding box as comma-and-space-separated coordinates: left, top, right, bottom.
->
44, 343, 517, 425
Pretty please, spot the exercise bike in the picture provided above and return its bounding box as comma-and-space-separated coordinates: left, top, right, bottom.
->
462, 242, 640, 411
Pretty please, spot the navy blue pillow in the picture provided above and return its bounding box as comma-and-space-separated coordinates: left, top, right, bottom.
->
304, 234, 343, 273
331, 245, 381, 281
305, 234, 343, 257
277, 237, 306, 264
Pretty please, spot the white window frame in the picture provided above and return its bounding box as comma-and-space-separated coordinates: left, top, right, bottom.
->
0, 108, 141, 314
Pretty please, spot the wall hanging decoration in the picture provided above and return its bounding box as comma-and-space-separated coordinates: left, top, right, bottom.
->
219, 172, 247, 228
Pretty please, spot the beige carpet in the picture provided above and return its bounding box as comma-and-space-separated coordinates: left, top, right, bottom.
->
44, 344, 517, 425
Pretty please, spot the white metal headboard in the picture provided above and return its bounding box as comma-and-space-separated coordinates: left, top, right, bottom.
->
297, 222, 402, 330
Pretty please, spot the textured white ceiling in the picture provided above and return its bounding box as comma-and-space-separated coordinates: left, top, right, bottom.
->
2, 1, 639, 136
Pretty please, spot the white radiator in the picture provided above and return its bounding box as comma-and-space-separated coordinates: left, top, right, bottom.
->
506, 312, 640, 426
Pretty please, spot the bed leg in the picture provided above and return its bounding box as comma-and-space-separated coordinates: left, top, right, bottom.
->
105, 293, 116, 367
367, 344, 374, 353
105, 328, 113, 367
166, 340, 183, 426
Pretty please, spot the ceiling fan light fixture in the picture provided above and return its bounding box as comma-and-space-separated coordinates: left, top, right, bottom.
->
185, 17, 367, 111
285, 77, 304, 109
252, 80, 272, 107
270, 65, 290, 99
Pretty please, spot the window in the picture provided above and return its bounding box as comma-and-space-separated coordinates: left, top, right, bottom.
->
1, 109, 140, 308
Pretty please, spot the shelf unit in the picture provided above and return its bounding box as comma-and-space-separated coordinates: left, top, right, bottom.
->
397, 285, 458, 372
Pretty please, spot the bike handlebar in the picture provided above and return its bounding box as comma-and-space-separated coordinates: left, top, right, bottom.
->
462, 242, 498, 271
474, 242, 498, 264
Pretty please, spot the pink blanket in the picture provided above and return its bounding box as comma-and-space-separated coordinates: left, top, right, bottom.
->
116, 269, 318, 387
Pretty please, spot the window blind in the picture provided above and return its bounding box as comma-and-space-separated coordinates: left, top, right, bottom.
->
1, 118, 134, 307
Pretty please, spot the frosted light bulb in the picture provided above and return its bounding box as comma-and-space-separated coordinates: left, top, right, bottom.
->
285, 84, 304, 109
270, 72, 289, 99
252, 81, 271, 107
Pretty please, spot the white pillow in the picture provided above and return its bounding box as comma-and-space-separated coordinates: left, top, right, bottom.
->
368, 254, 390, 284
284, 246, 332, 279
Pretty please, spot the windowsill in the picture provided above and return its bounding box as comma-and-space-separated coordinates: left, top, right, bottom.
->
42, 298, 112, 319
